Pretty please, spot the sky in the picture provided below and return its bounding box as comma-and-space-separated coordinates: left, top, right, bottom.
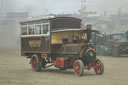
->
1, 0, 128, 16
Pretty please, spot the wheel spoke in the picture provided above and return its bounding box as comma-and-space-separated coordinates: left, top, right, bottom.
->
75, 63, 80, 74
31, 57, 37, 70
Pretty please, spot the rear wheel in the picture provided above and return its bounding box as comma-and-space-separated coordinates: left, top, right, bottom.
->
94, 59, 104, 75
73, 59, 84, 76
31, 55, 42, 72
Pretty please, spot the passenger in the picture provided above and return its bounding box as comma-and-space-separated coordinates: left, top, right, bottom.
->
30, 32, 34, 35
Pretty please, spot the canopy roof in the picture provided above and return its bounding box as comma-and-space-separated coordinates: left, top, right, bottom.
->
51, 28, 99, 33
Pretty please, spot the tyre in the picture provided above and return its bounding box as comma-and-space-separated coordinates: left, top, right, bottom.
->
112, 47, 120, 56
94, 59, 104, 75
31, 55, 42, 72
73, 59, 84, 76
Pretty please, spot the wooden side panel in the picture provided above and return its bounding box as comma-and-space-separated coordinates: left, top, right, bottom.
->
21, 36, 50, 55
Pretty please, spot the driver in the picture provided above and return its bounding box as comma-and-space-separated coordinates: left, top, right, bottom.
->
80, 24, 93, 57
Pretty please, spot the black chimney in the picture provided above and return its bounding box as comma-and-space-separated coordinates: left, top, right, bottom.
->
86, 24, 92, 42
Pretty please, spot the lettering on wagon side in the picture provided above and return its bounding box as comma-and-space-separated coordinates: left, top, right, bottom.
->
29, 40, 41, 47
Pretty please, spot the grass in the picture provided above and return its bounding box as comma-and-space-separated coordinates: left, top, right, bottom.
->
0, 50, 128, 85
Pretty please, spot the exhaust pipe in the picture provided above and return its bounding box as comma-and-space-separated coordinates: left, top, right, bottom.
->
86, 24, 92, 43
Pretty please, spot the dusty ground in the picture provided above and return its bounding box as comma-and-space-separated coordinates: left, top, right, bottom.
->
0, 51, 128, 85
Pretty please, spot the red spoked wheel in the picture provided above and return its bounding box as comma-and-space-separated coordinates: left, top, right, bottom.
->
73, 59, 84, 76
31, 56, 37, 70
94, 59, 104, 75
31, 55, 42, 72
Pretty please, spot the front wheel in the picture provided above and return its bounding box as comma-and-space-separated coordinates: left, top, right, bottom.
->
94, 59, 104, 75
73, 59, 84, 76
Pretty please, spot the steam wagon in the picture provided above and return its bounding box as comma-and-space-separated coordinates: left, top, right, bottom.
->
20, 17, 104, 76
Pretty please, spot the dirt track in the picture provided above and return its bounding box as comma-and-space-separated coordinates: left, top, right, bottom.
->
0, 52, 128, 85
